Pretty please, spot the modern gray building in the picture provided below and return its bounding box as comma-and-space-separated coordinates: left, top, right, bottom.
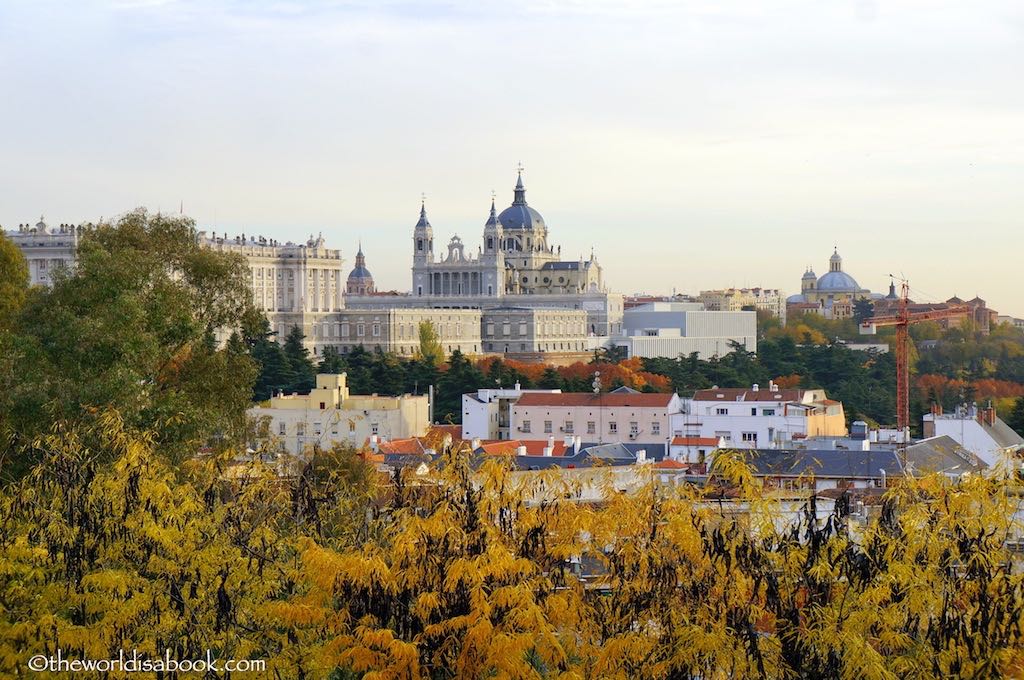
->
614, 302, 757, 359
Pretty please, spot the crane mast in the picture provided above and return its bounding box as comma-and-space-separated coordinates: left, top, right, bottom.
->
860, 280, 969, 438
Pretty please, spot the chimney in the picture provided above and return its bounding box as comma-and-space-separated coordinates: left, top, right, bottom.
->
369, 434, 379, 452
636, 449, 647, 464
514, 381, 521, 391
517, 445, 527, 457
471, 437, 481, 450
752, 383, 759, 392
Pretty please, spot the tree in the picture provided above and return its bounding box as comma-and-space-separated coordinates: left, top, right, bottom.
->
244, 314, 295, 401
0, 209, 257, 475
283, 325, 316, 393
317, 345, 347, 375
416, 320, 445, 367
538, 366, 563, 390
435, 350, 485, 423
1008, 396, 1024, 437
853, 297, 875, 324
0, 232, 28, 329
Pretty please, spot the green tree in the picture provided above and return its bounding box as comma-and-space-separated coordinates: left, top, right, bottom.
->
416, 320, 445, 367
0, 210, 256, 475
244, 314, 295, 401
1008, 396, 1024, 437
0, 232, 28, 329
317, 345, 347, 375
283, 325, 316, 393
853, 297, 875, 324
435, 350, 484, 423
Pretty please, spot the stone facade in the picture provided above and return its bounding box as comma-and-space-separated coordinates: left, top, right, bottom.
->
327, 308, 482, 356
479, 307, 589, 354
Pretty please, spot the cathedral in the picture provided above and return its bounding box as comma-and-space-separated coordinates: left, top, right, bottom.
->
411, 170, 604, 299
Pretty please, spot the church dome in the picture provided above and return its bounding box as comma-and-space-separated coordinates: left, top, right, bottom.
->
497, 170, 546, 231
816, 270, 860, 292
346, 243, 375, 295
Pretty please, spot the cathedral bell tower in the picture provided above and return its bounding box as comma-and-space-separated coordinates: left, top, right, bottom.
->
412, 198, 434, 297
481, 195, 504, 297
412, 198, 433, 266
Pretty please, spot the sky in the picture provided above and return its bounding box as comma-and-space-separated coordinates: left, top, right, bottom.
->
1, 0, 1021, 315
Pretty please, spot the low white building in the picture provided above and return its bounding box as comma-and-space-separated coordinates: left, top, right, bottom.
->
922, 404, 1024, 468
672, 383, 847, 449
249, 373, 429, 456
461, 384, 562, 441
614, 302, 756, 359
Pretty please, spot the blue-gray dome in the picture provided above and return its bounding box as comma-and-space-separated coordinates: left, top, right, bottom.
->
786, 293, 808, 303
348, 265, 372, 279
497, 204, 545, 231
498, 170, 546, 231
816, 270, 860, 292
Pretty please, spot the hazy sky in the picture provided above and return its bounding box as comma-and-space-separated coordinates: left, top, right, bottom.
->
1, 0, 1021, 314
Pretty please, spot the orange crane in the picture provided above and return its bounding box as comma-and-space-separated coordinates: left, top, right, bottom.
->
859, 279, 969, 436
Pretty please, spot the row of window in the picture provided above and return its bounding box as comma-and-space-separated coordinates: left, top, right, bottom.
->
713, 407, 777, 416
520, 420, 660, 436
485, 342, 585, 352
284, 420, 380, 436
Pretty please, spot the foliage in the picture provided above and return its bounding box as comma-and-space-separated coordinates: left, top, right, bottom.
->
3, 413, 1024, 678
0, 210, 257, 478
283, 325, 316, 394
0, 232, 28, 329
416, 321, 445, 367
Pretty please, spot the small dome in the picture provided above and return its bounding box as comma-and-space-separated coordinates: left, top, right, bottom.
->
816, 270, 861, 292
830, 249, 842, 264
802, 269, 817, 280
787, 293, 809, 303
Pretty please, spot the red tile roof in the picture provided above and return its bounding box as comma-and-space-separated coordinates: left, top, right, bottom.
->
515, 392, 675, 408
654, 460, 690, 469
671, 436, 721, 447
377, 438, 427, 455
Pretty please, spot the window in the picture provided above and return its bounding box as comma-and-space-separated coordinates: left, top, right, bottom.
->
519, 323, 527, 336
564, 421, 574, 434
544, 421, 552, 434
741, 432, 757, 443
357, 323, 365, 337
341, 324, 350, 337
609, 422, 618, 434
651, 422, 660, 435
372, 323, 381, 337
629, 421, 639, 434
751, 408, 757, 416
314, 422, 322, 435
587, 421, 596, 434
278, 422, 286, 436
486, 323, 495, 336
763, 409, 775, 416
522, 420, 531, 433
503, 324, 511, 336
715, 430, 732, 442
349, 421, 355, 433
716, 408, 728, 415
371, 423, 379, 435
297, 423, 306, 436
319, 401, 326, 410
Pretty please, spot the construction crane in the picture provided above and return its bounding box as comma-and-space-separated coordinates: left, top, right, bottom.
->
859, 279, 969, 437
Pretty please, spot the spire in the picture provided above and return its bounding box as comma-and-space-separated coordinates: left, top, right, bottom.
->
512, 165, 527, 206
485, 194, 499, 227
355, 241, 366, 267
415, 197, 431, 229
357, 238, 363, 257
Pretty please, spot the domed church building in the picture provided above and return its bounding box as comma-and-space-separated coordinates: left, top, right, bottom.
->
786, 249, 879, 320
346, 242, 375, 295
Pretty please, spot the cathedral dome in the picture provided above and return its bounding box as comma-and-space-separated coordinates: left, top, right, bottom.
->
346, 243, 375, 295
497, 170, 546, 231
816, 270, 860, 292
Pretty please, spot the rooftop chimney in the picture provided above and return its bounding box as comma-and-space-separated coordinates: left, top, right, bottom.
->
517, 445, 527, 457
752, 383, 759, 392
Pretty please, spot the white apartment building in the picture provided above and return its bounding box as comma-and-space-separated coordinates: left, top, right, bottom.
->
922, 404, 1024, 467
672, 383, 847, 449
510, 391, 684, 447
249, 373, 429, 456
461, 384, 563, 441
697, 287, 785, 324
